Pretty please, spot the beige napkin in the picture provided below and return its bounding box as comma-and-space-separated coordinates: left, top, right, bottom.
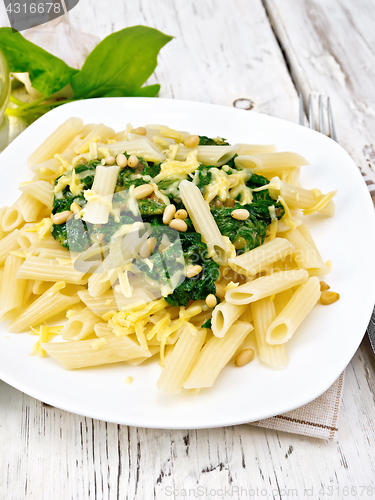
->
249, 372, 345, 440
249, 173, 375, 441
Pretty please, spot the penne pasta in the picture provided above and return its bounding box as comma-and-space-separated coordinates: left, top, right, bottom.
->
266, 277, 321, 344
0, 254, 26, 318
211, 300, 247, 338
17, 257, 88, 284
19, 180, 54, 208
1, 205, 24, 232
61, 307, 101, 341
43, 335, 151, 370
175, 145, 239, 166
235, 152, 308, 176
228, 237, 295, 277
283, 228, 330, 276
183, 321, 253, 389
251, 297, 288, 369
9, 284, 83, 333
225, 269, 309, 305
83, 165, 120, 224
28, 118, 84, 167
179, 180, 232, 265
157, 325, 206, 394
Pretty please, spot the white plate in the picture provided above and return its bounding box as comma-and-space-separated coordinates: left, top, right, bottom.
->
0, 97, 374, 429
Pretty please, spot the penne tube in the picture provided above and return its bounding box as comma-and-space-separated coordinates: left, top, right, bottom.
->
235, 152, 308, 175
17, 193, 43, 222
236, 144, 276, 155
43, 335, 150, 370
94, 322, 114, 337
211, 301, 247, 338
1, 205, 24, 232
0, 254, 26, 317
251, 297, 288, 369
0, 206, 9, 240
183, 321, 253, 389
78, 288, 154, 317
83, 165, 120, 224
157, 326, 206, 394
61, 307, 100, 341
283, 228, 330, 276
179, 180, 232, 265
0, 230, 20, 264
27, 118, 84, 167
273, 288, 294, 315
73, 123, 115, 154
174, 145, 239, 166
102, 138, 166, 163
17, 257, 88, 284
266, 277, 321, 344
19, 180, 54, 208
228, 238, 295, 277
268, 177, 335, 216
8, 284, 84, 333
225, 269, 309, 305
32, 280, 53, 295
30, 151, 75, 181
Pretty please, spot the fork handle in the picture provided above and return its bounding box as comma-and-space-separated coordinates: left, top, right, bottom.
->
367, 306, 375, 353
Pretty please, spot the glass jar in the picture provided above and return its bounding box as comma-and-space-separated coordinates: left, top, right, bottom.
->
0, 51, 10, 152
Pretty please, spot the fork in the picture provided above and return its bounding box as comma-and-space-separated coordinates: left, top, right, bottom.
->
299, 94, 375, 354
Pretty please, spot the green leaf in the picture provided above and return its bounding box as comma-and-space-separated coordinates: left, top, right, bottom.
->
103, 84, 161, 98
70, 26, 172, 99
0, 28, 78, 97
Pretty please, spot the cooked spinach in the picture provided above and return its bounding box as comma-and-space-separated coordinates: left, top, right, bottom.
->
164, 232, 220, 307
51, 218, 91, 252
201, 318, 212, 329
198, 136, 229, 146
194, 165, 212, 193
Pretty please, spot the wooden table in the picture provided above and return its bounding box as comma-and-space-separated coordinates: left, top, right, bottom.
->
1, 1, 375, 498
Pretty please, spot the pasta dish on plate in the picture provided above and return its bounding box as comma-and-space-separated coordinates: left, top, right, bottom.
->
0, 118, 339, 395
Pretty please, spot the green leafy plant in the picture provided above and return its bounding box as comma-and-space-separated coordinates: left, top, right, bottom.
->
0, 25, 173, 123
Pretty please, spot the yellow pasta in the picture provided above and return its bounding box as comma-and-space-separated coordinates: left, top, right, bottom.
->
183, 321, 253, 389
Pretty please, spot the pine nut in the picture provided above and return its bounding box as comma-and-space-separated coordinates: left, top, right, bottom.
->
320, 281, 330, 291
162, 204, 176, 224
183, 135, 200, 148
70, 202, 81, 213
133, 184, 154, 199
215, 199, 223, 208
116, 153, 128, 168
134, 126, 147, 136
52, 211, 73, 224
128, 155, 139, 168
104, 156, 116, 165
231, 209, 250, 220
205, 294, 217, 308
169, 219, 188, 232
139, 237, 157, 259
235, 349, 254, 367
67, 213, 74, 222
186, 265, 202, 278
215, 283, 225, 299
174, 209, 187, 220
320, 291, 340, 305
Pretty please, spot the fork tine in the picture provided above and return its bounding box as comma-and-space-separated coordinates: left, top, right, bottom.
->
299, 93, 304, 126
327, 97, 338, 142
319, 95, 326, 135
309, 95, 315, 130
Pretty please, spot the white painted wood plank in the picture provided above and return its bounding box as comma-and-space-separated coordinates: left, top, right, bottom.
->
263, 0, 375, 182
0, 0, 374, 498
